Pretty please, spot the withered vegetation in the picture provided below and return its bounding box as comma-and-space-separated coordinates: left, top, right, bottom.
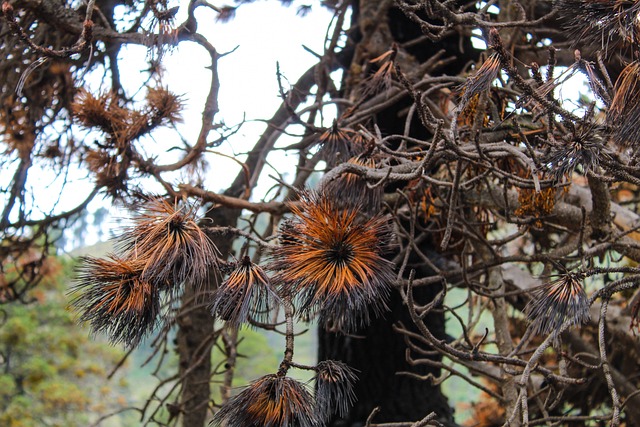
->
4, 0, 640, 426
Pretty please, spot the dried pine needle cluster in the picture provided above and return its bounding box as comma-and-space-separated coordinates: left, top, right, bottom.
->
555, 0, 640, 52
314, 360, 358, 421
316, 121, 369, 167
552, 1, 640, 151
72, 87, 183, 198
72, 188, 391, 422
71, 198, 218, 346
117, 199, 218, 292
545, 124, 609, 181
210, 256, 279, 326
73, 255, 160, 346
270, 191, 395, 331
73, 87, 183, 147
211, 363, 358, 427
525, 273, 590, 339
608, 61, 640, 146
320, 155, 383, 212
457, 53, 501, 113
211, 374, 317, 427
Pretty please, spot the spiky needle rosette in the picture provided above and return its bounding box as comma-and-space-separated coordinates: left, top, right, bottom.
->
118, 198, 219, 293
456, 53, 501, 112
555, 0, 640, 52
271, 191, 395, 330
70, 255, 160, 346
211, 374, 318, 427
317, 123, 361, 166
210, 256, 280, 326
609, 61, 640, 147
545, 125, 610, 181
525, 273, 590, 339
71, 87, 183, 148
315, 360, 358, 421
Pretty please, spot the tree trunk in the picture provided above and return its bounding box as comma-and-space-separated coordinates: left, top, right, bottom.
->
175, 288, 214, 427
176, 205, 240, 427
319, 285, 454, 425
317, 0, 482, 424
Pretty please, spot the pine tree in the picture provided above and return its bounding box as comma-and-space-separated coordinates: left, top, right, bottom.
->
4, 0, 640, 426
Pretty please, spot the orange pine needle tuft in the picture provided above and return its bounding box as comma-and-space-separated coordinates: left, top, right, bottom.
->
608, 61, 640, 146
211, 256, 279, 326
71, 255, 159, 346
360, 44, 398, 98
71, 89, 121, 135
72, 87, 183, 147
118, 198, 219, 293
270, 191, 394, 330
211, 374, 318, 427
144, 87, 183, 127
457, 54, 501, 113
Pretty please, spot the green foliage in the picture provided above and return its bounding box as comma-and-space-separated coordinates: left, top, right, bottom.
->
0, 257, 131, 426
235, 328, 280, 383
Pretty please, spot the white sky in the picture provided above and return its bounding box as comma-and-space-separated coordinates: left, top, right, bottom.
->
164, 1, 338, 194
48, 1, 337, 247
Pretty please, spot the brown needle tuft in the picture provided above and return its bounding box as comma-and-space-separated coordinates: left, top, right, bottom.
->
70, 255, 159, 347
118, 198, 219, 294
211, 374, 318, 427
210, 256, 279, 326
525, 272, 590, 340
270, 191, 395, 330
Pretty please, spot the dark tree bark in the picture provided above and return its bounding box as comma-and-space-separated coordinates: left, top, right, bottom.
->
318, 1, 480, 424
176, 205, 241, 427
320, 287, 454, 425
175, 291, 214, 427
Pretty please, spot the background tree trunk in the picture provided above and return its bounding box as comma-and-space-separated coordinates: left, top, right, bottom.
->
176, 206, 240, 427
